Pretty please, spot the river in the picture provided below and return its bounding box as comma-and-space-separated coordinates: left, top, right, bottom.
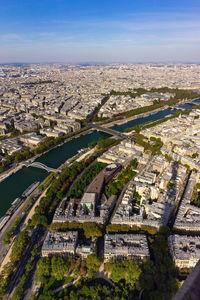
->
0, 99, 200, 217
110, 98, 200, 132
0, 130, 109, 217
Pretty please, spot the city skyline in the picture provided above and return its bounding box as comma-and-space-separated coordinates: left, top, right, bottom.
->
0, 0, 200, 63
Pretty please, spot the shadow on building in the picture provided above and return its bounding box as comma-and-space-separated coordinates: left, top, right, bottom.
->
173, 260, 200, 300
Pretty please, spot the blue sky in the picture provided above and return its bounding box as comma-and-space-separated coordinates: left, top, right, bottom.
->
0, 0, 200, 63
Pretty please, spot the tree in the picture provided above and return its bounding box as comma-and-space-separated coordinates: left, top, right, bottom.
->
139, 260, 156, 291
192, 152, 198, 158
31, 213, 42, 226
141, 225, 157, 235
69, 162, 106, 199
10, 230, 29, 263
14, 151, 23, 164
88, 141, 97, 149
3, 216, 21, 244
12, 283, 24, 300
56, 191, 63, 200
105, 160, 137, 198
83, 223, 103, 238
109, 260, 141, 286
167, 278, 181, 296
97, 138, 116, 149
51, 257, 69, 280
86, 254, 102, 278
125, 260, 142, 287
0, 273, 9, 298
106, 224, 132, 233
36, 257, 51, 279
148, 290, 163, 300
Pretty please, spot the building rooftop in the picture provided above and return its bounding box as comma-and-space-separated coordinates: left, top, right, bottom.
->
169, 235, 200, 263
42, 231, 78, 254
104, 233, 150, 260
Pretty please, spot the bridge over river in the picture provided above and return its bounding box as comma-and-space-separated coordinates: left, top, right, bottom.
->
24, 162, 61, 173
89, 123, 129, 139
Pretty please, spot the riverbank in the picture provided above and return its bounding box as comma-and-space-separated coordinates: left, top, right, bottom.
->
101, 97, 200, 129
0, 127, 93, 183
24, 147, 94, 225
76, 147, 96, 162
102, 105, 169, 128
24, 188, 48, 226
0, 239, 14, 272
0, 130, 109, 217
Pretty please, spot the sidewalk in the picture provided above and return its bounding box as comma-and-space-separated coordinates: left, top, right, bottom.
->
24, 188, 48, 225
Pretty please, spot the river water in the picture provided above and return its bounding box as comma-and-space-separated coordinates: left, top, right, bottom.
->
111, 108, 178, 132
111, 99, 200, 132
0, 99, 200, 217
0, 130, 109, 216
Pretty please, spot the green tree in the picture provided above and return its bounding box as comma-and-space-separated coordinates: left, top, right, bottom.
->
56, 191, 63, 200
109, 260, 141, 287
36, 257, 51, 279
88, 141, 97, 149
10, 230, 29, 263
12, 284, 23, 300
51, 257, 69, 280
139, 260, 156, 291
167, 278, 181, 297
86, 254, 102, 278
3, 217, 21, 244
83, 223, 103, 238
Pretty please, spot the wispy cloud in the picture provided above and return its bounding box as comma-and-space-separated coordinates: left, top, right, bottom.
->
52, 11, 200, 32
1, 33, 22, 41
39, 32, 54, 37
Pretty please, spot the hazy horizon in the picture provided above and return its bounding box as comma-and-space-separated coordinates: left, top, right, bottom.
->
1, 61, 200, 65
